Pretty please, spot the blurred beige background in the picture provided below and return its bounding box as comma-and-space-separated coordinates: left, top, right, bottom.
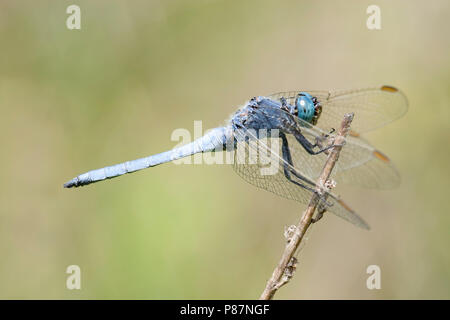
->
0, 0, 449, 299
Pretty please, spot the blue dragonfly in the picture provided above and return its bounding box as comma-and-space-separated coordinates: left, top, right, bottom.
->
64, 85, 408, 229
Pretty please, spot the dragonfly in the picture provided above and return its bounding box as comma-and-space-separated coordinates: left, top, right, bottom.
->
64, 85, 408, 230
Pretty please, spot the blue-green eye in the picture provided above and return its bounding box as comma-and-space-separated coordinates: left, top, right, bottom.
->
295, 92, 315, 123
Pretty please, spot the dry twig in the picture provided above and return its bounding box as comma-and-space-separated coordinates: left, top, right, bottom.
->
259, 113, 354, 300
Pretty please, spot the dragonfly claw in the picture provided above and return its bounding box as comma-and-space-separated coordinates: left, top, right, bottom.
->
311, 211, 324, 223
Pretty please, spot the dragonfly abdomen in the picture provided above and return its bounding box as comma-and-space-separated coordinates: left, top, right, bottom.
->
63, 127, 230, 188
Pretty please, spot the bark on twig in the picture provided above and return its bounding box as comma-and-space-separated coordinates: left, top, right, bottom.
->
259, 113, 354, 300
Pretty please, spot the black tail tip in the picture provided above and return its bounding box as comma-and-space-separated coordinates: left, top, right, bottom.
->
63, 178, 77, 188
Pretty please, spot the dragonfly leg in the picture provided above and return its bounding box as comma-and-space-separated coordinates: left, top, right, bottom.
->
281, 133, 335, 208
311, 211, 324, 223
279, 97, 290, 112
280, 133, 316, 193
325, 128, 336, 137
313, 128, 336, 151
293, 131, 344, 155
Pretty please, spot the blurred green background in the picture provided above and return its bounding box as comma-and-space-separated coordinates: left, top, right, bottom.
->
0, 0, 449, 299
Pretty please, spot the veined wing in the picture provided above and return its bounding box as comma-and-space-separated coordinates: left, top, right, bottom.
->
231, 127, 370, 229
251, 102, 400, 188
268, 85, 408, 133
331, 132, 400, 188
295, 128, 400, 188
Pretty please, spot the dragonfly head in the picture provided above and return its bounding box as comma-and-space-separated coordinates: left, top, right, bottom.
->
294, 92, 321, 124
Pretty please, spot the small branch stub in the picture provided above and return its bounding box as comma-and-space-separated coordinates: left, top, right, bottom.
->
259, 113, 354, 300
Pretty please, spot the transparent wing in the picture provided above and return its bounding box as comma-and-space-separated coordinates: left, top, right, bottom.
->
250, 103, 400, 189
295, 129, 400, 188
268, 85, 408, 133
331, 133, 400, 188
231, 128, 370, 229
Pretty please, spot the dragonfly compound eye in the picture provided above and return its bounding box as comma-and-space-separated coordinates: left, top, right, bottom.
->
295, 92, 315, 123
